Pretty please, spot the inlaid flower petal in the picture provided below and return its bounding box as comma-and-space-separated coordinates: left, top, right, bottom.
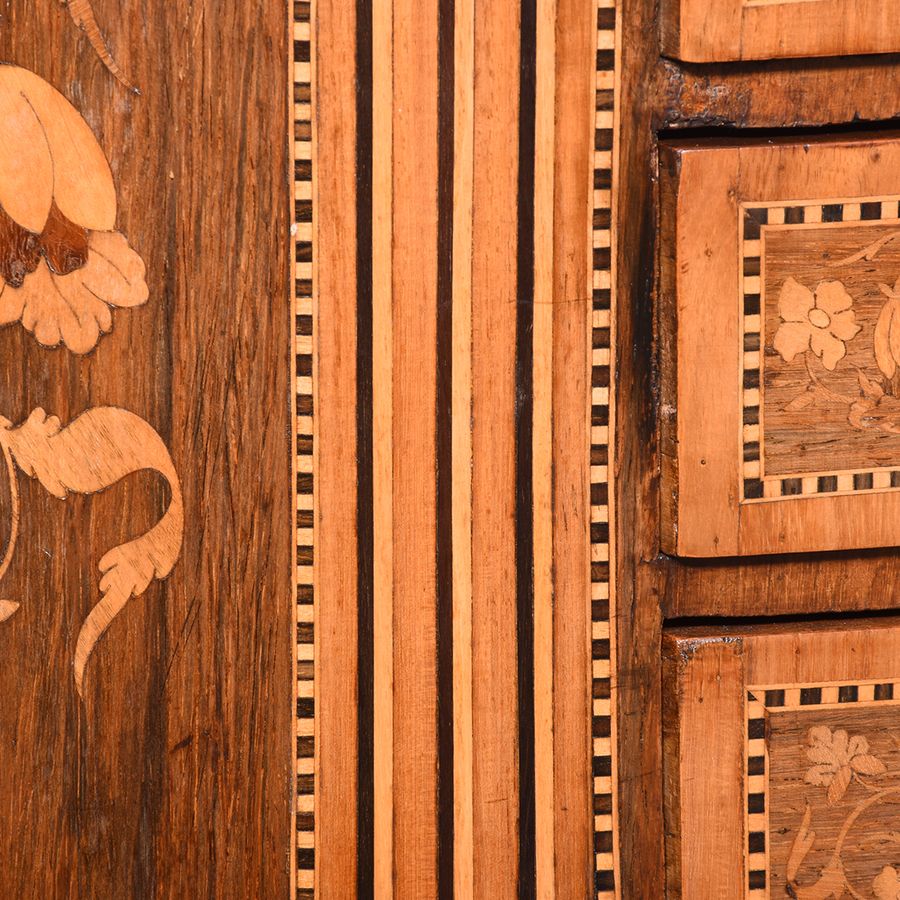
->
773, 321, 811, 362
10, 230, 148, 354
0, 65, 116, 232
0, 74, 53, 234
815, 280, 854, 316
779, 277, 815, 323
810, 328, 847, 370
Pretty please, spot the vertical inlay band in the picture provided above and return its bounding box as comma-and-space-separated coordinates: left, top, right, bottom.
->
517, 0, 538, 894
592, 1, 618, 896
532, 0, 557, 895
392, 0, 440, 892
451, 0, 476, 893
472, 1, 521, 893
372, 0, 395, 895
437, 0, 457, 894
311, 0, 620, 893
315, 0, 361, 894
356, 0, 376, 894
293, 1, 316, 895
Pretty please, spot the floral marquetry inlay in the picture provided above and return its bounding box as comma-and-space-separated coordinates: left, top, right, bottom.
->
0, 64, 183, 694
746, 684, 900, 898
741, 201, 900, 502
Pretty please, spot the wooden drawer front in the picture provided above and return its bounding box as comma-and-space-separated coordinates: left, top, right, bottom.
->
661, 0, 900, 62
660, 134, 900, 557
665, 621, 900, 899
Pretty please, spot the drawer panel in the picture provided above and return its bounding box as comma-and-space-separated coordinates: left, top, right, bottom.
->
660, 133, 900, 556
661, 0, 900, 62
664, 620, 900, 899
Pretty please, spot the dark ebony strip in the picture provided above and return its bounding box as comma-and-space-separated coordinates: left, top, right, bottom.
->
516, 0, 537, 896
356, 1, 375, 896
436, 0, 456, 895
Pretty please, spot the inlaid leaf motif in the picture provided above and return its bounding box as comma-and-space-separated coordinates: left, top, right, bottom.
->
874, 865, 900, 900
805, 727, 886, 805
59, 0, 138, 93
787, 804, 816, 883
0, 407, 184, 695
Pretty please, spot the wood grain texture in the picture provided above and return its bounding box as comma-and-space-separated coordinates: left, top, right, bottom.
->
551, 0, 595, 894
0, 1, 292, 897
660, 0, 900, 62
316, 0, 359, 895
662, 636, 745, 899
371, 0, 394, 892
391, 0, 440, 892
470, 0, 521, 892
451, 0, 476, 894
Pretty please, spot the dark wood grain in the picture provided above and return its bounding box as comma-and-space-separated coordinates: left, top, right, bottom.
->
0, 2, 291, 896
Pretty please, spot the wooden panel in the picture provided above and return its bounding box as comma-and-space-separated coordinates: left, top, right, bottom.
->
662, 637, 745, 898
665, 620, 900, 899
661, 134, 900, 557
660, 0, 900, 62
0, 2, 291, 896
310, 0, 613, 894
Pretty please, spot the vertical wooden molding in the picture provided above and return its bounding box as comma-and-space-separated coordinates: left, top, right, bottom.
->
592, 1, 619, 896
309, 0, 620, 893
372, 2, 394, 897
314, 0, 360, 895
471, 0, 521, 895
391, 0, 441, 893
550, 0, 595, 894
451, 0, 475, 893
532, 0, 557, 897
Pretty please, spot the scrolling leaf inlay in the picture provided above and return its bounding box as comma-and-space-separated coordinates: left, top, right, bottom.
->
0, 408, 184, 697
0, 65, 184, 696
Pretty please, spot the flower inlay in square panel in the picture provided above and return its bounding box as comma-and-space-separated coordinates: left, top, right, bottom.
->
741, 199, 900, 501
746, 683, 900, 898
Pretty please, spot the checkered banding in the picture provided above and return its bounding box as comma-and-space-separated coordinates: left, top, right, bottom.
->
740, 198, 900, 504
293, 2, 315, 898
592, 1, 616, 896
744, 680, 900, 896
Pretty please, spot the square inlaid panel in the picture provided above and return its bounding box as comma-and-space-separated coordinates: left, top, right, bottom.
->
660, 134, 900, 556
660, 0, 900, 62
664, 620, 900, 899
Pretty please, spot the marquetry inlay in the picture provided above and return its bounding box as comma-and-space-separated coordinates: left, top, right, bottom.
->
746, 682, 900, 899
0, 64, 183, 694
291, 1, 315, 896
593, 1, 618, 896
741, 197, 900, 503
